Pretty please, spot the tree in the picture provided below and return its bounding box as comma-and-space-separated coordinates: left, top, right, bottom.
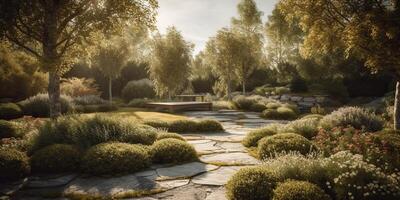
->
92, 37, 130, 104
204, 28, 242, 100
231, 0, 263, 94
0, 0, 158, 118
279, 0, 400, 129
148, 27, 193, 98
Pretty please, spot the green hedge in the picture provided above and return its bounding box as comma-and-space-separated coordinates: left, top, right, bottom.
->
31, 144, 81, 173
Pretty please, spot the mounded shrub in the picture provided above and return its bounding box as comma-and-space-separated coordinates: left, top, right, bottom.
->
272, 180, 331, 200
266, 102, 281, 109
258, 133, 316, 159
121, 79, 155, 102
31, 144, 81, 173
242, 126, 277, 147
81, 142, 150, 175
34, 115, 158, 150
156, 132, 185, 141
226, 166, 277, 200
250, 103, 267, 112
262, 107, 297, 120
143, 120, 170, 130
151, 138, 197, 164
73, 95, 106, 105
283, 118, 320, 139
127, 98, 150, 108
0, 120, 20, 139
196, 119, 224, 132
233, 95, 256, 110
19, 93, 74, 117
301, 114, 324, 120
0, 148, 30, 181
0, 103, 22, 120
168, 120, 199, 132
319, 106, 383, 131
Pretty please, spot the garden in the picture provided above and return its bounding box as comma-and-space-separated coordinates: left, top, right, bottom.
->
1, 0, 400, 200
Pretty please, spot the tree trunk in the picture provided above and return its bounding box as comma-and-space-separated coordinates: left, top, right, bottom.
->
242, 79, 246, 95
394, 81, 400, 130
48, 71, 61, 119
109, 77, 113, 105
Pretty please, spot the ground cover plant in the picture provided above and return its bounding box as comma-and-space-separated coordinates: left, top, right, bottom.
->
144, 119, 224, 133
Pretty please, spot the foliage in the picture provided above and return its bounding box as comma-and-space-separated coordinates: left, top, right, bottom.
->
262, 107, 298, 120
314, 128, 400, 171
127, 98, 151, 108
282, 117, 320, 139
0, 103, 22, 120
156, 132, 185, 141
33, 115, 158, 150
258, 133, 315, 159
233, 95, 257, 110
319, 107, 383, 132
226, 166, 277, 200
145, 119, 223, 133
289, 78, 308, 93
121, 79, 155, 101
0, 148, 30, 181
148, 27, 192, 97
0, 120, 20, 139
242, 125, 279, 147
150, 138, 197, 164
19, 93, 75, 117
212, 101, 236, 110
81, 142, 150, 175
196, 120, 224, 132
272, 180, 331, 200
250, 103, 267, 112
301, 114, 324, 120
61, 77, 100, 97
0, 45, 47, 101
73, 95, 107, 106
31, 144, 81, 173
326, 151, 400, 200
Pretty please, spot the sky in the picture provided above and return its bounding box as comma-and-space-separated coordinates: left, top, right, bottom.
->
156, 0, 279, 55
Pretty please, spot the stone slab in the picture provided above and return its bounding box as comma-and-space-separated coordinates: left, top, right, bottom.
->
156, 162, 219, 180
192, 167, 242, 186
200, 152, 260, 165
27, 174, 77, 188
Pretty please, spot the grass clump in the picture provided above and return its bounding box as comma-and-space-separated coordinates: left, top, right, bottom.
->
0, 120, 21, 139
272, 180, 331, 200
282, 117, 320, 139
81, 142, 150, 175
0, 103, 22, 120
262, 107, 298, 120
19, 93, 74, 117
319, 106, 383, 131
0, 148, 30, 181
196, 119, 224, 132
226, 166, 277, 200
151, 138, 197, 164
258, 133, 315, 159
34, 115, 158, 150
156, 132, 185, 141
31, 144, 81, 173
242, 125, 279, 147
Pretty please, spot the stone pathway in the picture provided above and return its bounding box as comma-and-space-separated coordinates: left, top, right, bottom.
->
9, 110, 281, 200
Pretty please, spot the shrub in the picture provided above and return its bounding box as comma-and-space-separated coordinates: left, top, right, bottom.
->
233, 95, 256, 110
81, 142, 150, 175
226, 166, 277, 200
196, 120, 224, 132
266, 102, 281, 109
301, 114, 324, 120
19, 93, 75, 117
212, 101, 236, 110
0, 103, 22, 119
319, 106, 383, 132
258, 133, 316, 159
0, 120, 20, 139
250, 103, 267, 112
143, 120, 170, 130
151, 138, 197, 164
283, 118, 320, 139
61, 77, 100, 97
275, 87, 290, 95
127, 98, 150, 108
156, 132, 185, 141
262, 107, 298, 120
95, 104, 118, 112
0, 148, 30, 181
273, 180, 331, 200
326, 151, 400, 200
121, 79, 155, 102
31, 144, 81, 173
73, 95, 106, 105
168, 120, 199, 132
34, 115, 158, 150
289, 78, 308, 93
242, 125, 278, 147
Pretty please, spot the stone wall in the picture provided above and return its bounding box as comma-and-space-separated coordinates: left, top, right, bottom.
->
267, 94, 333, 111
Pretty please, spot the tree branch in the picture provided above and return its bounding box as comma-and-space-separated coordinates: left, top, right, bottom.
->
5, 34, 42, 58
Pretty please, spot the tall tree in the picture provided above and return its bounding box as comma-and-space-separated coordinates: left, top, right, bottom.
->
231, 0, 263, 94
0, 0, 158, 118
148, 27, 193, 98
92, 37, 130, 104
279, 0, 400, 129
204, 28, 242, 100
